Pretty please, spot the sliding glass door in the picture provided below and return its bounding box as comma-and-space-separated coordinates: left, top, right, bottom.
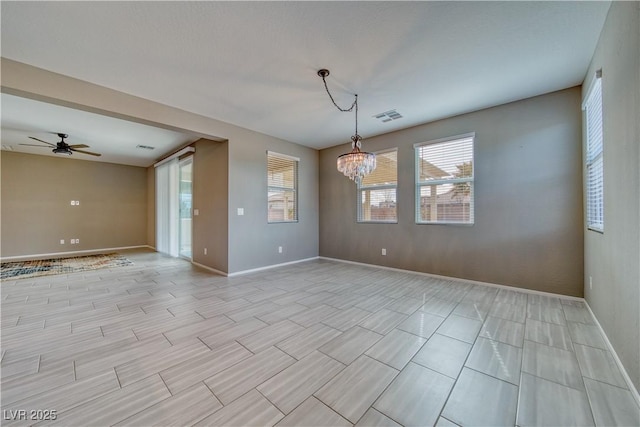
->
156, 155, 192, 259
178, 158, 193, 259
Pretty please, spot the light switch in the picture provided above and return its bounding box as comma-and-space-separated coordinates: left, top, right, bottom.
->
237, 208, 244, 216
194, 209, 199, 216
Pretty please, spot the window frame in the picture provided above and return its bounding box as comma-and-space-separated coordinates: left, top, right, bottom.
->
583, 71, 604, 233
414, 132, 475, 225
356, 148, 398, 224
267, 151, 299, 223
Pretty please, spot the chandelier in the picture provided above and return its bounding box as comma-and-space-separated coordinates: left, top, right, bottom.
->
317, 69, 376, 184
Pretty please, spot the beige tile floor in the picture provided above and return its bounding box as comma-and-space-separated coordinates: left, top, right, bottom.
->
1, 249, 639, 426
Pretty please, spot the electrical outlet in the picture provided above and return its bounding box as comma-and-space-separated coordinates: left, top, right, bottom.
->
204, 248, 207, 255
70, 200, 75, 206
76, 239, 80, 244
60, 239, 65, 244
70, 239, 75, 245
278, 246, 283, 253
381, 248, 387, 256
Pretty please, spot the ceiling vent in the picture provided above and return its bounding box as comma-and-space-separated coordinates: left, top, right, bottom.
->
136, 144, 155, 150
373, 110, 403, 123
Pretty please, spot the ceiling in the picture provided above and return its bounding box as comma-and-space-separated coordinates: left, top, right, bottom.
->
1, 93, 199, 167
1, 1, 610, 164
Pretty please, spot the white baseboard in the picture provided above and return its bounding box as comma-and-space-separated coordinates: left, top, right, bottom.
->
0, 245, 152, 262
192, 256, 321, 278
227, 257, 320, 277
319, 256, 584, 301
584, 302, 640, 408
191, 261, 228, 277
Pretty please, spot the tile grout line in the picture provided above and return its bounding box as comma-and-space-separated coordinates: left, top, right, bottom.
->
114, 366, 123, 389
535, 300, 598, 424
254, 386, 288, 419
513, 302, 533, 425
582, 300, 640, 409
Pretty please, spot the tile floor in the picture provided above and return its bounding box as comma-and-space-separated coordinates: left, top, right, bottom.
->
1, 249, 639, 426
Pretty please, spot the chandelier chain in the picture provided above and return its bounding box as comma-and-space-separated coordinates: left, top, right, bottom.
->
318, 67, 376, 184
320, 74, 357, 112
320, 74, 360, 141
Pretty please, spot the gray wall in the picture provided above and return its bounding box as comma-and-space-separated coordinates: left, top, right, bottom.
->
320, 87, 584, 296
146, 166, 156, 248
228, 135, 319, 274
583, 1, 640, 393
1, 151, 148, 258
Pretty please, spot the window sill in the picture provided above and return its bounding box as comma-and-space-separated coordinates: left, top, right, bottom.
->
416, 221, 474, 226
357, 221, 398, 224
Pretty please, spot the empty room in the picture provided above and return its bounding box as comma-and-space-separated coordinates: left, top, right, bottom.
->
1, 2, 639, 426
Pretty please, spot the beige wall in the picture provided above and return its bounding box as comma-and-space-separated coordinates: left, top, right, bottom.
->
320, 87, 584, 296
192, 138, 229, 273
1, 151, 147, 258
582, 1, 640, 393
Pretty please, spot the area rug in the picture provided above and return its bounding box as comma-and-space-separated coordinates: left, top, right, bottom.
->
0, 253, 133, 280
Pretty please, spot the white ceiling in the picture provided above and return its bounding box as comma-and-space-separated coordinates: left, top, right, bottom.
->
1, 1, 610, 162
1, 93, 199, 167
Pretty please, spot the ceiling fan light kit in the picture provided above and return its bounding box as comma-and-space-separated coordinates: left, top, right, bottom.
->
53, 147, 72, 155
317, 68, 376, 185
21, 133, 102, 157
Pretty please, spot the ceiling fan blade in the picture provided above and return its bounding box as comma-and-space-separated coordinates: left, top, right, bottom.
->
28, 136, 56, 147
19, 143, 51, 148
71, 148, 102, 157
68, 144, 89, 149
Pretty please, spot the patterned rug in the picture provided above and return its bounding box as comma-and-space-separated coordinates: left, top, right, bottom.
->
1, 253, 133, 280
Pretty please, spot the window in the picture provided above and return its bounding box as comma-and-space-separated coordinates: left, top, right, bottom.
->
267, 151, 298, 223
415, 133, 474, 224
583, 71, 604, 232
357, 149, 397, 222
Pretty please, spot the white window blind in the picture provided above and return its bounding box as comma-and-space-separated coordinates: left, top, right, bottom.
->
267, 151, 298, 223
583, 74, 604, 232
415, 133, 474, 224
357, 149, 398, 222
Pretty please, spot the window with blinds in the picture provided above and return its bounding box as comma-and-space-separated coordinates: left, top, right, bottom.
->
267, 151, 298, 223
414, 133, 474, 224
357, 149, 398, 222
584, 73, 604, 232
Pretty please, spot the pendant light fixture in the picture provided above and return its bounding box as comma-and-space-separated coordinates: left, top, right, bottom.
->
317, 69, 376, 184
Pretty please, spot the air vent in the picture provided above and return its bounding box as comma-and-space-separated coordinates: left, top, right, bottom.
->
136, 144, 155, 150
373, 110, 403, 123
2, 145, 14, 151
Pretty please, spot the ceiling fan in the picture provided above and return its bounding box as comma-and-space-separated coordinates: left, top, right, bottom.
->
20, 133, 101, 157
